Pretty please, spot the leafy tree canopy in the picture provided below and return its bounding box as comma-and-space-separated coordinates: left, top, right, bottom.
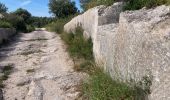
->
49, 0, 78, 18
0, 2, 8, 13
13, 8, 31, 22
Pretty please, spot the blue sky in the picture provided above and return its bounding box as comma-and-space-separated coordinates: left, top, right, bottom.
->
0, 0, 81, 17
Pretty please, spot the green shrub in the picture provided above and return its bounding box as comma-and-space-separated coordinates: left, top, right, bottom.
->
26, 25, 35, 33
46, 16, 74, 33
0, 20, 12, 28
82, 0, 170, 11
82, 68, 151, 100
74, 60, 95, 73
4, 13, 27, 32
0, 64, 13, 88
61, 27, 93, 60
124, 0, 168, 10
82, 0, 115, 11
46, 21, 64, 33
83, 69, 135, 100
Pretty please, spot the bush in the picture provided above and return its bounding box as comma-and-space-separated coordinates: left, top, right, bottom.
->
124, 0, 168, 10
83, 69, 135, 100
82, 0, 115, 11
82, 0, 170, 11
61, 27, 93, 60
0, 20, 12, 28
4, 14, 27, 32
26, 25, 35, 33
46, 16, 74, 33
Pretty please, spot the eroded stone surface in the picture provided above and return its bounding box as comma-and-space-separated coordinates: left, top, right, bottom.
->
0, 30, 86, 100
64, 3, 170, 100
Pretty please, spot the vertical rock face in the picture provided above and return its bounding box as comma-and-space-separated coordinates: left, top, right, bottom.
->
64, 2, 170, 100
0, 28, 16, 44
118, 6, 170, 99
64, 6, 99, 39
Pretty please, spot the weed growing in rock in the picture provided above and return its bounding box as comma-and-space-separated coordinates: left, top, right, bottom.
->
0, 64, 13, 88
124, 0, 169, 10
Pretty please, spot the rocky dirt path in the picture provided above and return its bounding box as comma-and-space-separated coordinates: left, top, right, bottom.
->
0, 30, 86, 100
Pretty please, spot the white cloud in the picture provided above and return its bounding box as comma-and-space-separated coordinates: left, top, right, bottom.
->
20, 0, 32, 7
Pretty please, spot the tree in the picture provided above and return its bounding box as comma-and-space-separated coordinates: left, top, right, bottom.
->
13, 8, 31, 23
5, 13, 27, 31
80, 0, 90, 10
0, 2, 8, 13
49, 0, 78, 18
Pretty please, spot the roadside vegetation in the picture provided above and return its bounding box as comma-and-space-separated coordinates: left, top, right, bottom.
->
46, 16, 73, 33
0, 5, 34, 32
46, 0, 79, 33
80, 0, 170, 11
0, 20, 12, 28
45, 0, 155, 99
0, 2, 53, 33
80, 0, 115, 11
0, 64, 13, 88
61, 27, 137, 100
124, 0, 170, 10
61, 27, 151, 100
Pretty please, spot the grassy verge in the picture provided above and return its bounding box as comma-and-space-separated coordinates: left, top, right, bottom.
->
0, 64, 13, 88
60, 27, 151, 99
61, 27, 94, 74
50, 3, 153, 98
46, 15, 76, 34
83, 69, 134, 100
61, 27, 93, 60
82, 67, 152, 100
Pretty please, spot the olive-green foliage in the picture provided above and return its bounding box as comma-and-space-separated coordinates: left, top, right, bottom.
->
60, 26, 149, 100
81, 0, 170, 11
5, 14, 27, 32
46, 16, 74, 33
30, 16, 54, 28
74, 60, 95, 74
124, 0, 169, 10
83, 69, 136, 100
46, 19, 67, 33
61, 27, 93, 60
13, 8, 31, 23
82, 67, 152, 100
81, 0, 115, 11
0, 65, 13, 88
0, 20, 12, 28
26, 25, 35, 33
0, 2, 8, 13
49, 0, 78, 18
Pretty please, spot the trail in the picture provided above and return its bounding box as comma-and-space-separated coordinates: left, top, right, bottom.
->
0, 30, 85, 100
